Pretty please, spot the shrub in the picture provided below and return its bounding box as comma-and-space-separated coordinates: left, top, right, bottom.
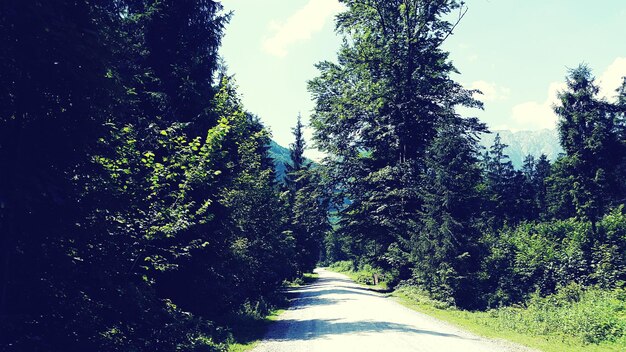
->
488, 284, 626, 345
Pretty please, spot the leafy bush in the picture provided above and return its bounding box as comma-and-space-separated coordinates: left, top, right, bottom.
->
481, 207, 626, 308
488, 284, 626, 345
328, 260, 390, 287
329, 260, 355, 273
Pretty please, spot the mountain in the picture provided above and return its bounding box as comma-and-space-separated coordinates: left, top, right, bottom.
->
271, 129, 563, 174
480, 129, 563, 168
268, 140, 291, 181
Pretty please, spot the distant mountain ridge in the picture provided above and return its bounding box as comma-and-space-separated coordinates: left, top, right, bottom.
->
480, 129, 563, 168
270, 129, 563, 174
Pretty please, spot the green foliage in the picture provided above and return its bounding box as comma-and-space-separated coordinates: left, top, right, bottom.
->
310, 0, 484, 302
481, 207, 626, 308
3, 0, 626, 350
329, 260, 356, 273
328, 260, 391, 288
412, 122, 484, 308
283, 115, 330, 276
549, 65, 625, 221
489, 284, 626, 346
0, 2, 297, 351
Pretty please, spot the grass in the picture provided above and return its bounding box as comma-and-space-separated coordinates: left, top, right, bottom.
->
285, 272, 320, 287
227, 272, 319, 352
227, 309, 285, 352
392, 285, 626, 352
326, 260, 390, 291
327, 260, 626, 351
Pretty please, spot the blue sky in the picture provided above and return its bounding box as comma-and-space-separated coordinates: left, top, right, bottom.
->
219, 0, 626, 156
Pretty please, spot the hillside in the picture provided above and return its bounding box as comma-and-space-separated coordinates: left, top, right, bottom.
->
268, 140, 291, 180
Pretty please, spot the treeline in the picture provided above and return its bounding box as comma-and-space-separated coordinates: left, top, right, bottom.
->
312, 0, 626, 310
0, 1, 327, 351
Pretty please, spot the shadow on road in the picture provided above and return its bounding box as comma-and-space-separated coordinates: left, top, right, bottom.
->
264, 318, 471, 342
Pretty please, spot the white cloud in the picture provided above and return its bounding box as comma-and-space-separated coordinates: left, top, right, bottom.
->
470, 80, 510, 102
509, 82, 565, 131
262, 0, 344, 57
506, 57, 626, 131
598, 57, 626, 100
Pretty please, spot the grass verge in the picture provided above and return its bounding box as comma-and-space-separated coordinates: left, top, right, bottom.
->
326, 261, 389, 291
227, 309, 285, 352
227, 272, 319, 352
327, 261, 626, 352
392, 285, 626, 352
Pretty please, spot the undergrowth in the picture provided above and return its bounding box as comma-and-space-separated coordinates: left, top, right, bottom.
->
227, 272, 319, 351
328, 260, 390, 289
395, 283, 626, 351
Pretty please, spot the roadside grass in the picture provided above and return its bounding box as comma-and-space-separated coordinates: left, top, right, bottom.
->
227, 309, 285, 352
393, 285, 626, 352
285, 272, 320, 287
327, 260, 626, 352
227, 272, 319, 352
326, 260, 389, 291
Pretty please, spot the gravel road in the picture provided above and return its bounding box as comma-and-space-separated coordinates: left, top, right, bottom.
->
252, 268, 537, 352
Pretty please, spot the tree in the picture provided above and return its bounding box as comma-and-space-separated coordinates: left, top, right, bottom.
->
0, 1, 115, 348
0, 2, 295, 350
413, 121, 484, 308
613, 77, 626, 201
482, 134, 526, 228
551, 65, 623, 222
284, 115, 330, 274
291, 168, 332, 274
309, 0, 481, 279
534, 154, 552, 219
284, 113, 310, 206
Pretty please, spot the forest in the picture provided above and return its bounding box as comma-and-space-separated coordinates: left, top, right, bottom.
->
1, 0, 625, 351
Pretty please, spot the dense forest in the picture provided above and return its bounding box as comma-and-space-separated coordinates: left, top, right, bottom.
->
311, 0, 626, 309
1, 0, 625, 351
0, 1, 328, 350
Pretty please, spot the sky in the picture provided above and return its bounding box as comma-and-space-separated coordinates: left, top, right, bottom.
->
219, 0, 626, 157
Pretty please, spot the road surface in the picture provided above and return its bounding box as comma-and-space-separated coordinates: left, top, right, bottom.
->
252, 268, 536, 352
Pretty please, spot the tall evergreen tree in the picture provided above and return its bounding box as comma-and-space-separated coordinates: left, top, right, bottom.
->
534, 154, 552, 219
482, 134, 524, 228
613, 77, 626, 201
284, 113, 309, 203
550, 65, 623, 221
309, 0, 482, 277
413, 121, 484, 308
284, 115, 330, 274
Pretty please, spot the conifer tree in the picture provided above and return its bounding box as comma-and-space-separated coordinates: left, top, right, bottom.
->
551, 65, 623, 221
483, 134, 521, 227
309, 0, 482, 278
284, 115, 330, 274
534, 154, 552, 219
414, 121, 484, 308
284, 113, 309, 204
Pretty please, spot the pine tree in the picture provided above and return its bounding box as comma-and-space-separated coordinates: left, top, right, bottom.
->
414, 122, 484, 308
551, 65, 622, 221
284, 113, 309, 203
519, 155, 538, 219
284, 114, 330, 274
309, 0, 481, 276
534, 154, 552, 219
614, 78, 626, 201
483, 134, 520, 228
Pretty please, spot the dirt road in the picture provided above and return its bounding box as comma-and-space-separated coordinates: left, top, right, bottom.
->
252, 268, 536, 352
